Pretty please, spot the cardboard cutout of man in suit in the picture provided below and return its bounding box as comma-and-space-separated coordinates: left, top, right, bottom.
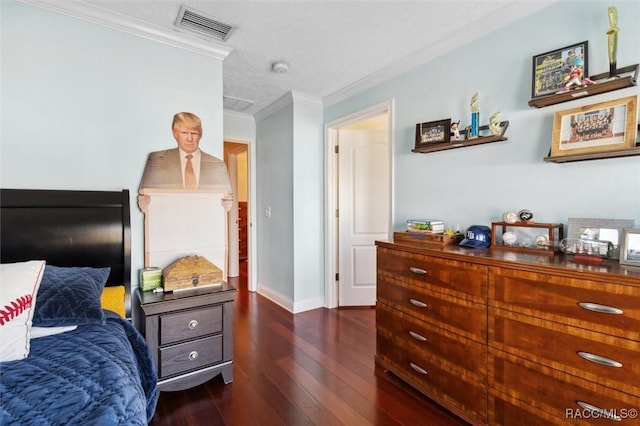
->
139, 112, 232, 194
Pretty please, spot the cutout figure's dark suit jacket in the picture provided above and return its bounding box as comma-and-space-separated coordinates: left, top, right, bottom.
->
139, 148, 231, 193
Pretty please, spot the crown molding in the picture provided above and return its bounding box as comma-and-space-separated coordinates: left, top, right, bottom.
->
323, 0, 557, 107
254, 91, 321, 122
18, 0, 233, 61
224, 110, 255, 122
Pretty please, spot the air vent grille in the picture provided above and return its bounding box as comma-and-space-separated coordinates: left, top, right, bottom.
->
175, 6, 234, 42
223, 96, 254, 112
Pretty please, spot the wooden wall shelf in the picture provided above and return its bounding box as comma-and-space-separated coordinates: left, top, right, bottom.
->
528, 64, 638, 108
544, 145, 640, 163
412, 121, 508, 154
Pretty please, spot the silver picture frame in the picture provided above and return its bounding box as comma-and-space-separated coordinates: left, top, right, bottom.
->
620, 228, 640, 267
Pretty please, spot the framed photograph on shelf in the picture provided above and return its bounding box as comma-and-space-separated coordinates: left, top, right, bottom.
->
531, 41, 589, 99
550, 95, 638, 158
415, 119, 451, 149
620, 228, 640, 266
567, 218, 635, 260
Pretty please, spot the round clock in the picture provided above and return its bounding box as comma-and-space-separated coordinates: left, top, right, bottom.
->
502, 212, 518, 224
518, 209, 533, 221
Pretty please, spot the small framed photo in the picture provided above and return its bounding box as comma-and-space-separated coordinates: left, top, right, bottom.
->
531, 41, 588, 99
567, 218, 635, 260
551, 95, 638, 158
620, 228, 640, 266
415, 119, 451, 148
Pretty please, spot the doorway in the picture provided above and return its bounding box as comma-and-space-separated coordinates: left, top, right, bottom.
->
325, 100, 394, 308
224, 141, 249, 281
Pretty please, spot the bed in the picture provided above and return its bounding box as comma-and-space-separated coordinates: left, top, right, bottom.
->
0, 188, 158, 425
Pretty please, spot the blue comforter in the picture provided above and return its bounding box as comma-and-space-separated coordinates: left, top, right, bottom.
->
0, 311, 158, 425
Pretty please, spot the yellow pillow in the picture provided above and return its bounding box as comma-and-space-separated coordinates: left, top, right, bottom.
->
101, 285, 125, 318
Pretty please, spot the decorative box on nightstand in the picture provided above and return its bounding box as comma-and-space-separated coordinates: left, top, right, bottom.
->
491, 221, 564, 255
135, 284, 237, 391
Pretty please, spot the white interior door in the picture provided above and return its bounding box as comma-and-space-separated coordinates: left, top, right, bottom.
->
338, 128, 389, 306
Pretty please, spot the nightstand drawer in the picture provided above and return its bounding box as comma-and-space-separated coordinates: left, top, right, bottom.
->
159, 335, 223, 378
160, 305, 223, 345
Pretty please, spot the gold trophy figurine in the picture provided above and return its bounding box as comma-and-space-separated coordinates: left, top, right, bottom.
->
607, 6, 619, 78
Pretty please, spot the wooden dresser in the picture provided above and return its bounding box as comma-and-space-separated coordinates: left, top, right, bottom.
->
238, 201, 248, 260
136, 283, 237, 392
376, 240, 640, 425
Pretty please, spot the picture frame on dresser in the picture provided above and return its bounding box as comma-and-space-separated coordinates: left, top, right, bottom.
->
619, 228, 640, 266
550, 95, 638, 159
531, 40, 589, 98
567, 218, 635, 260
415, 118, 451, 148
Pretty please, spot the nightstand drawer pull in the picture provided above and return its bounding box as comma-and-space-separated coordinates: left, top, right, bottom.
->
576, 400, 622, 421
578, 302, 623, 315
188, 351, 199, 361
409, 266, 427, 275
188, 320, 199, 329
409, 362, 428, 375
409, 298, 428, 308
409, 331, 428, 342
577, 351, 622, 368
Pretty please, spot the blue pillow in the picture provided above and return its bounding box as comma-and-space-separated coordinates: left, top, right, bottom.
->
33, 265, 111, 327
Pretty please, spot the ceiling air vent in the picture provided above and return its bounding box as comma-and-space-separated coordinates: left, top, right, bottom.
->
175, 6, 235, 42
223, 96, 254, 112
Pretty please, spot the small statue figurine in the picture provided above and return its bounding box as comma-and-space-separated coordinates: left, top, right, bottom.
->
489, 111, 502, 135
558, 65, 595, 93
469, 91, 480, 138
607, 6, 619, 78
450, 120, 461, 141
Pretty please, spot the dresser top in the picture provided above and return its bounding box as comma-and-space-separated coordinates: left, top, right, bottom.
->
377, 240, 640, 285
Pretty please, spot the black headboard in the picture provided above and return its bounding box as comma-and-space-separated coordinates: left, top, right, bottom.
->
0, 188, 132, 316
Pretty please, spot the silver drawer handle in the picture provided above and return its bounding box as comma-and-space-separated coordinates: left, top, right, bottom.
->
409, 266, 427, 275
409, 362, 428, 375
188, 351, 199, 361
577, 351, 622, 368
409, 298, 428, 308
409, 331, 428, 342
576, 400, 622, 421
188, 319, 199, 329
578, 302, 623, 315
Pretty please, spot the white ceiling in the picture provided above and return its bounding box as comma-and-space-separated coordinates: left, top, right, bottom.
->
22, 0, 556, 116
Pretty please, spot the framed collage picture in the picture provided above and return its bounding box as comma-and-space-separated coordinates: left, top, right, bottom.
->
532, 41, 589, 99
415, 119, 451, 149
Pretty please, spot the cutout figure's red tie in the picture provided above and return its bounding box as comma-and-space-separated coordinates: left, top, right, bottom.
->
185, 154, 197, 189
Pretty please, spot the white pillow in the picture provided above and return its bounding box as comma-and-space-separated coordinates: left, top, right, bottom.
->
0, 260, 46, 362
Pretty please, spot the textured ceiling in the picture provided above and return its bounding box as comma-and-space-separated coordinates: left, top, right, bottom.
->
26, 0, 555, 116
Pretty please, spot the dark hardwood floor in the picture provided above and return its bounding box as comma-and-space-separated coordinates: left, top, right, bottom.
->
150, 261, 469, 426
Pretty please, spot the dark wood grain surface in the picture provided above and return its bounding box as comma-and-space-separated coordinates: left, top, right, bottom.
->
150, 262, 468, 426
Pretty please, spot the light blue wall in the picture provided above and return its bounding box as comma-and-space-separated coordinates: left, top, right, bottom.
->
256, 102, 295, 300
1, 1, 225, 282
254, 94, 324, 311
292, 96, 324, 307
325, 0, 640, 232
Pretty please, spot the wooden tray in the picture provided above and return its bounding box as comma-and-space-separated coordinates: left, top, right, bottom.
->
393, 231, 463, 247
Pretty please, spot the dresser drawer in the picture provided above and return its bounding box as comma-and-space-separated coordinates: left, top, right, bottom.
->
160, 305, 223, 345
378, 278, 486, 341
490, 349, 640, 424
159, 334, 223, 378
489, 307, 640, 397
378, 350, 487, 424
377, 303, 486, 378
377, 246, 487, 302
490, 268, 640, 340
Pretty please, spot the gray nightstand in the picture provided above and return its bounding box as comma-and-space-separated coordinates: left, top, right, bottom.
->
135, 283, 237, 391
